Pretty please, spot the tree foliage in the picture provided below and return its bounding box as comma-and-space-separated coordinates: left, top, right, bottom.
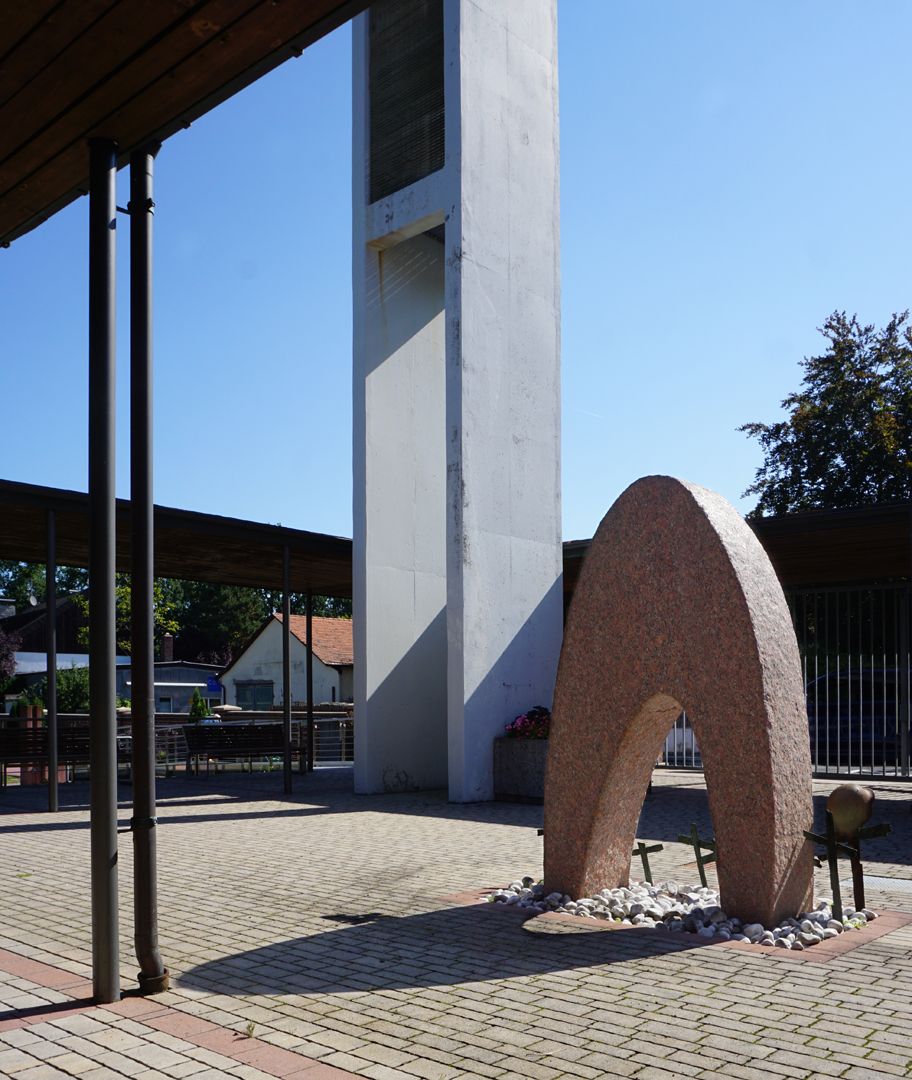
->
1, 558, 351, 665
30, 666, 91, 712
170, 583, 350, 664
174, 581, 266, 665
0, 625, 19, 694
72, 575, 182, 655
740, 311, 912, 518
0, 562, 87, 608
259, 590, 352, 620
188, 687, 211, 720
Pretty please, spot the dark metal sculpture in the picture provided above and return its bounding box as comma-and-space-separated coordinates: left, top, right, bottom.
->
632, 840, 663, 884
803, 784, 891, 919
677, 823, 716, 888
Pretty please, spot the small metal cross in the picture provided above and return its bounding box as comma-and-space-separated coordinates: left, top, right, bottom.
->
804, 812, 891, 919
677, 822, 716, 888
632, 840, 664, 884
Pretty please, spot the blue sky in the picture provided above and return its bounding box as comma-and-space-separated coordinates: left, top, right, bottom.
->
3, 1, 912, 542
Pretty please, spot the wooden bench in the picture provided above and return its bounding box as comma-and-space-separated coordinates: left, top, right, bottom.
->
0, 724, 132, 785
182, 722, 306, 776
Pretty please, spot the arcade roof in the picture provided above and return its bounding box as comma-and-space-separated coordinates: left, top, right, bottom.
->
0, 0, 368, 246
0, 478, 353, 597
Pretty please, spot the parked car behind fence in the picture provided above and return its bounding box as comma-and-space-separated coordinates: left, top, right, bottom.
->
660, 666, 911, 777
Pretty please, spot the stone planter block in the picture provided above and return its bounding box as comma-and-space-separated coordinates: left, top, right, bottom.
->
493, 737, 549, 801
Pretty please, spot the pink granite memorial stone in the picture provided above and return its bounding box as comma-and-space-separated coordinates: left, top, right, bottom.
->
544, 476, 814, 927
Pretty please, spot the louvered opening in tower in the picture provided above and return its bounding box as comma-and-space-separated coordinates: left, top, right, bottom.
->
369, 0, 445, 204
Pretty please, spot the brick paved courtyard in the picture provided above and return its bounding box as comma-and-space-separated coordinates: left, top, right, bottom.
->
1, 768, 911, 1080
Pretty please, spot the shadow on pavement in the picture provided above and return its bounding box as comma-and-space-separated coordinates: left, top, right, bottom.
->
178, 901, 714, 996
2, 768, 908, 865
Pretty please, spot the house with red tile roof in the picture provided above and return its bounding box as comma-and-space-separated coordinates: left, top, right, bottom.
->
219, 614, 353, 708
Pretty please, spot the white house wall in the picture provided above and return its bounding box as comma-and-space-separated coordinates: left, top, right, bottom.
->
338, 666, 354, 702
221, 619, 340, 706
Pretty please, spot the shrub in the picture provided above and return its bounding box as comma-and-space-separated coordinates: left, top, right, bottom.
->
504, 705, 551, 739
0, 626, 19, 694
188, 687, 211, 720
30, 665, 90, 712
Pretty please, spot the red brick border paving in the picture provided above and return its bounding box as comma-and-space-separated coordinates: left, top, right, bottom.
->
0, 948, 359, 1079
446, 889, 912, 963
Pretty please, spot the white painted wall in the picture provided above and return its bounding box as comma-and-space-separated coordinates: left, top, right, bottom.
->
353, 0, 561, 800
444, 0, 562, 801
352, 225, 449, 792
221, 619, 340, 706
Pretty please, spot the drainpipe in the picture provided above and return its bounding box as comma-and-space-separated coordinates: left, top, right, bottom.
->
130, 145, 169, 994
88, 137, 120, 1005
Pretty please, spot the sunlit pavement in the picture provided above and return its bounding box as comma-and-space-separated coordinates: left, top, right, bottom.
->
1, 768, 911, 1080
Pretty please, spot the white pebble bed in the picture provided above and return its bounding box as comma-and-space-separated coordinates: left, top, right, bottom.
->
487, 878, 878, 949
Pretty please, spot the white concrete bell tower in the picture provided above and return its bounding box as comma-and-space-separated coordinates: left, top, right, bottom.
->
353, 0, 561, 801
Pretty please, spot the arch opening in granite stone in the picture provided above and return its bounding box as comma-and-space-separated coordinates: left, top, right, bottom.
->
543, 476, 815, 927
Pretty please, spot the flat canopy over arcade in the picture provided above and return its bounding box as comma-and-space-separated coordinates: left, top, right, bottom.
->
0, 479, 352, 596
0, 0, 369, 246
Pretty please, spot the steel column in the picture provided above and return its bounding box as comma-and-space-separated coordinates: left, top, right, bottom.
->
900, 587, 910, 777
282, 546, 292, 793
88, 136, 120, 1005
130, 147, 169, 995
306, 592, 314, 771
46, 509, 58, 812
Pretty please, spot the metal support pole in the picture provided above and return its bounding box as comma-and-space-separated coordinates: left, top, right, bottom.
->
282, 546, 292, 794
900, 586, 910, 777
88, 136, 120, 1005
130, 146, 168, 996
850, 849, 866, 912
306, 592, 314, 771
46, 510, 58, 812
824, 811, 843, 921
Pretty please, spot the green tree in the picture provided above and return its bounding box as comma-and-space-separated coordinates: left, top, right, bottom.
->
30, 666, 91, 712
1, 561, 350, 666
188, 687, 211, 720
0, 563, 182, 658
172, 584, 350, 664
257, 590, 352, 620
740, 311, 912, 518
0, 562, 88, 609
72, 575, 182, 656
174, 581, 266, 664
0, 625, 19, 695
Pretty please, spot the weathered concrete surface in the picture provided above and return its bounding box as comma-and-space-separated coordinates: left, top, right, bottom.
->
544, 476, 814, 926
352, 230, 449, 795
352, 0, 562, 801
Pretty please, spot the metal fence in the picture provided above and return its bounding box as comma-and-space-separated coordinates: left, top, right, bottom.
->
311, 715, 354, 765
41, 712, 354, 778
661, 584, 912, 779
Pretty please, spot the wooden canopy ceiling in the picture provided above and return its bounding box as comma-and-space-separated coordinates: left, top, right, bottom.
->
0, 479, 353, 597
749, 502, 912, 589
0, 0, 369, 247
7, 480, 908, 608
